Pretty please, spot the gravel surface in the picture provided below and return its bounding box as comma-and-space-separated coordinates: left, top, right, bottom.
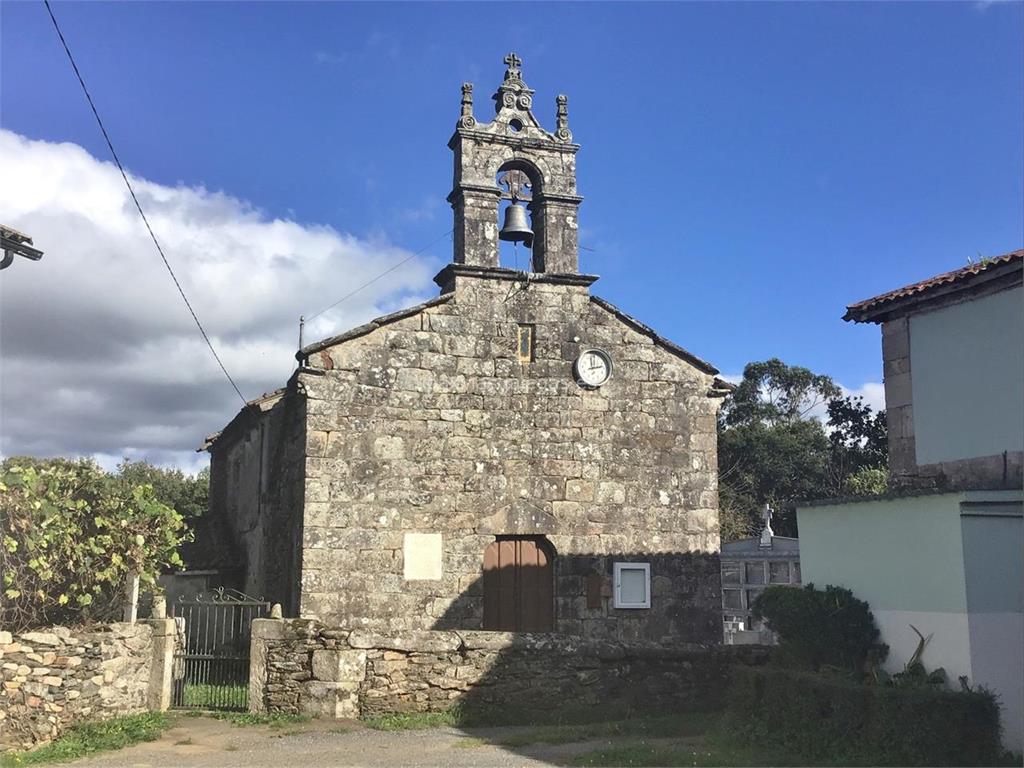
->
66, 715, 612, 767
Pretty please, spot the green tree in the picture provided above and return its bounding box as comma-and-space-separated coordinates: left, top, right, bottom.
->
115, 459, 209, 520
718, 359, 888, 541
0, 458, 189, 631
825, 394, 888, 495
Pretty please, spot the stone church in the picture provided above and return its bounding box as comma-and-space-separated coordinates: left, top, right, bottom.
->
204, 54, 732, 644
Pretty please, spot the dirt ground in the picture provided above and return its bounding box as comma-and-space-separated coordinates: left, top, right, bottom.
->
66, 714, 641, 767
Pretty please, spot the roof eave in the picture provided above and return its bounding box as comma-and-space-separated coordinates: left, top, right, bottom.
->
844, 252, 1023, 324
589, 295, 721, 377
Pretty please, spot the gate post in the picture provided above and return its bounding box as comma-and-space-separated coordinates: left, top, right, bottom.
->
146, 617, 176, 711
249, 615, 286, 714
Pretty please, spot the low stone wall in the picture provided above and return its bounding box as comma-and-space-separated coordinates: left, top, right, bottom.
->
251, 618, 768, 720
0, 620, 175, 749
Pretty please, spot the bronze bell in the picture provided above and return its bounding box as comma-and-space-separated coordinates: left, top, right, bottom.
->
499, 203, 533, 248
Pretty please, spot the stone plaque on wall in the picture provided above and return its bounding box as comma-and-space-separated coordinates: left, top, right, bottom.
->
403, 533, 443, 581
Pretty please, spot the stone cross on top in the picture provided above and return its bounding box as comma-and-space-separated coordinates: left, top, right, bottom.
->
758, 504, 775, 548
504, 52, 523, 77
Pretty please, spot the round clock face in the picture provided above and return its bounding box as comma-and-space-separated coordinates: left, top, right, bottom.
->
575, 349, 612, 388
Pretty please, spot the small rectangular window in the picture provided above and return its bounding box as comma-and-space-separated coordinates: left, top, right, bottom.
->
769, 561, 790, 584
793, 561, 801, 584
744, 561, 765, 585
613, 562, 651, 609
746, 588, 764, 609
517, 324, 534, 362
722, 588, 743, 610
722, 562, 741, 585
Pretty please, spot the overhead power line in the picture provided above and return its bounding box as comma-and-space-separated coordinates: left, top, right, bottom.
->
43, 0, 248, 407
304, 228, 453, 323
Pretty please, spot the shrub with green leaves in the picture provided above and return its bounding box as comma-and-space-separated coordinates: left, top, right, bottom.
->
0, 459, 188, 631
726, 666, 1003, 766
752, 583, 887, 672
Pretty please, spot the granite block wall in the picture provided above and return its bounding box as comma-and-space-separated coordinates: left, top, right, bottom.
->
294, 275, 726, 641
250, 618, 768, 721
0, 622, 170, 749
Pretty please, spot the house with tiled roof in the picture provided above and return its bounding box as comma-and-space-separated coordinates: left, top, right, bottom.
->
798, 248, 1023, 750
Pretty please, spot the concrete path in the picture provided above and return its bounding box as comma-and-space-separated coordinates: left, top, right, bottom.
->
67, 714, 621, 767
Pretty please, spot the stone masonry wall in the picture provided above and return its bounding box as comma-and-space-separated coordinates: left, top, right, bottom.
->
296, 273, 725, 642
0, 623, 155, 748
209, 389, 306, 615
250, 619, 768, 721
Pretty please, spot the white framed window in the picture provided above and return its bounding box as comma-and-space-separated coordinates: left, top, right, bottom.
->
612, 562, 651, 609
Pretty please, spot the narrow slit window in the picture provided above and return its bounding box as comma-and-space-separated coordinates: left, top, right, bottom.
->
517, 324, 534, 362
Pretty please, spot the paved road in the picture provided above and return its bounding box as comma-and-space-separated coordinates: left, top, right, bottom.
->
68, 715, 617, 768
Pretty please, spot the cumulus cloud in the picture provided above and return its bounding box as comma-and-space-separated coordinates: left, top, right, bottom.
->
0, 130, 439, 472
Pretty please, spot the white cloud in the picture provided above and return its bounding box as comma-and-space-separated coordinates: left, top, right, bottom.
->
841, 381, 886, 414
0, 130, 438, 472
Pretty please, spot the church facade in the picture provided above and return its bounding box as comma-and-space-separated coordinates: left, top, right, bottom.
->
204, 55, 732, 644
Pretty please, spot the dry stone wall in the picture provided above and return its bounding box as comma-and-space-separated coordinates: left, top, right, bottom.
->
0, 623, 157, 748
296, 274, 726, 642
251, 618, 768, 721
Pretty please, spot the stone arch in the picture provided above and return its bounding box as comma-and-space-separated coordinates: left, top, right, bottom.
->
477, 499, 556, 536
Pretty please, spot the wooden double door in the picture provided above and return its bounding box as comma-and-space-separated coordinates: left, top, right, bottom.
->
482, 536, 554, 632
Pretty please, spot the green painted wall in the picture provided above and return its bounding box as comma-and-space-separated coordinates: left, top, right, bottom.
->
797, 494, 968, 613
961, 498, 1023, 613
910, 286, 1024, 465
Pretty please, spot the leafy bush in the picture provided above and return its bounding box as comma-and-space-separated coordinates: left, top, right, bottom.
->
752, 583, 887, 671
0, 459, 188, 631
115, 459, 209, 520
725, 666, 1002, 766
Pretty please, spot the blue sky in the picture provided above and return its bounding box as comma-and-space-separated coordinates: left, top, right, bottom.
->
1, 1, 1021, 467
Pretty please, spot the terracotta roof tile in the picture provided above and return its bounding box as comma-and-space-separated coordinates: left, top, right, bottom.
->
843, 249, 1022, 323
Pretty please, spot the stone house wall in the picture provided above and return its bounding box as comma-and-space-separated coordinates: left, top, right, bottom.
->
250, 618, 768, 720
208, 388, 306, 614
291, 272, 726, 643
0, 621, 174, 749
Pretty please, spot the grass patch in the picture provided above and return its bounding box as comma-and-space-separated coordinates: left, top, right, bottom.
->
452, 737, 488, 749
569, 739, 770, 767
204, 711, 311, 729
179, 683, 247, 709
360, 711, 461, 731
497, 712, 714, 748
0, 712, 169, 767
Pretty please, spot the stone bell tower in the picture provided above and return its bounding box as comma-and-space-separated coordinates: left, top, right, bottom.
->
448, 53, 583, 275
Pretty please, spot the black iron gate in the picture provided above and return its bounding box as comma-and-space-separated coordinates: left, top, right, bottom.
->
171, 588, 270, 711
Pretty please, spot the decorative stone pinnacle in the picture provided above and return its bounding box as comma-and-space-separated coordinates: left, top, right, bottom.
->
555, 94, 572, 142
493, 52, 534, 115
458, 82, 476, 128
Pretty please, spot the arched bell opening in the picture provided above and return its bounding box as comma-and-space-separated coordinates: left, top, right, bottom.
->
496, 162, 542, 272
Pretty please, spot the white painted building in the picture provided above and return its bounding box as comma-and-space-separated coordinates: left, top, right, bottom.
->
798, 250, 1023, 750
